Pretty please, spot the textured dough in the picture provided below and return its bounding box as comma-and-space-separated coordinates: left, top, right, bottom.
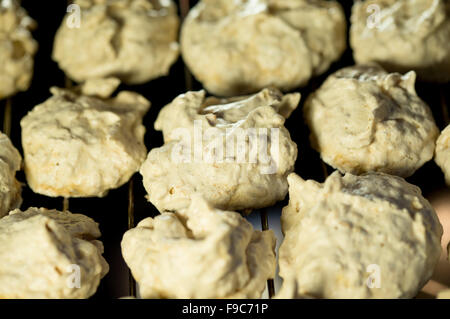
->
121, 196, 276, 299
350, 0, 450, 83
53, 0, 179, 84
0, 131, 22, 218
21, 79, 150, 198
181, 0, 346, 96
304, 65, 439, 177
0, 0, 37, 99
0, 207, 108, 298
435, 125, 450, 185
277, 171, 443, 299
140, 88, 299, 212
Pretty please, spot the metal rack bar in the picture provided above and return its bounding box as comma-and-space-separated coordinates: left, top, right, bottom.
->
441, 85, 449, 126
63, 0, 72, 212
180, 0, 190, 17
63, 0, 73, 212
128, 179, 136, 297
260, 209, 275, 298
65, 77, 73, 90
321, 161, 329, 179
62, 72, 72, 211
3, 98, 12, 137
63, 198, 69, 211
180, 0, 192, 91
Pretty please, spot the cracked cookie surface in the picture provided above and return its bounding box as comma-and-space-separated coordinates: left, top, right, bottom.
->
0, 207, 108, 298
278, 171, 442, 298
53, 0, 179, 84
122, 196, 276, 298
21, 79, 150, 197
140, 88, 299, 213
181, 0, 346, 96
304, 65, 439, 177
0, 0, 37, 99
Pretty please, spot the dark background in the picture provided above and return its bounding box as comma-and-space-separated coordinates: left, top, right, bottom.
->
0, 0, 449, 298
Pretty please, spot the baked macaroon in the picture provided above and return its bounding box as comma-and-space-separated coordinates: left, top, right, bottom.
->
121, 196, 276, 299
0, 131, 22, 218
181, 0, 346, 96
304, 65, 439, 177
0, 0, 37, 99
53, 0, 179, 84
277, 171, 443, 299
350, 0, 450, 83
140, 88, 299, 213
0, 207, 108, 299
435, 124, 450, 185
21, 78, 150, 198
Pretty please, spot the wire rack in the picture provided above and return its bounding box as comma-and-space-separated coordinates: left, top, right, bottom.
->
1, 0, 449, 299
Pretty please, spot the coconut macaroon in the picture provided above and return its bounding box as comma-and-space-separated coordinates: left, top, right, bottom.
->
21, 78, 150, 198
0, 0, 37, 100
140, 88, 299, 213
0, 132, 22, 218
304, 65, 439, 177
181, 0, 346, 96
0, 207, 108, 299
435, 125, 450, 185
277, 171, 443, 299
350, 0, 450, 83
53, 0, 179, 84
121, 196, 276, 299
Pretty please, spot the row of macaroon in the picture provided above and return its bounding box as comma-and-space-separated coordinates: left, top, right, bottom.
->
2, 0, 450, 100
1, 0, 450, 298
1, 62, 449, 298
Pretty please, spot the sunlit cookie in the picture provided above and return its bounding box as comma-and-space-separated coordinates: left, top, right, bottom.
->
0, 207, 108, 299
21, 78, 150, 198
140, 88, 299, 213
0, 0, 37, 99
181, 0, 346, 96
350, 0, 450, 83
435, 125, 450, 185
0, 131, 22, 218
304, 65, 439, 177
277, 171, 443, 299
53, 0, 179, 84
121, 196, 276, 298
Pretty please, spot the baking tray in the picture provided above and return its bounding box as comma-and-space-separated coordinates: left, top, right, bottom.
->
1, 0, 449, 299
